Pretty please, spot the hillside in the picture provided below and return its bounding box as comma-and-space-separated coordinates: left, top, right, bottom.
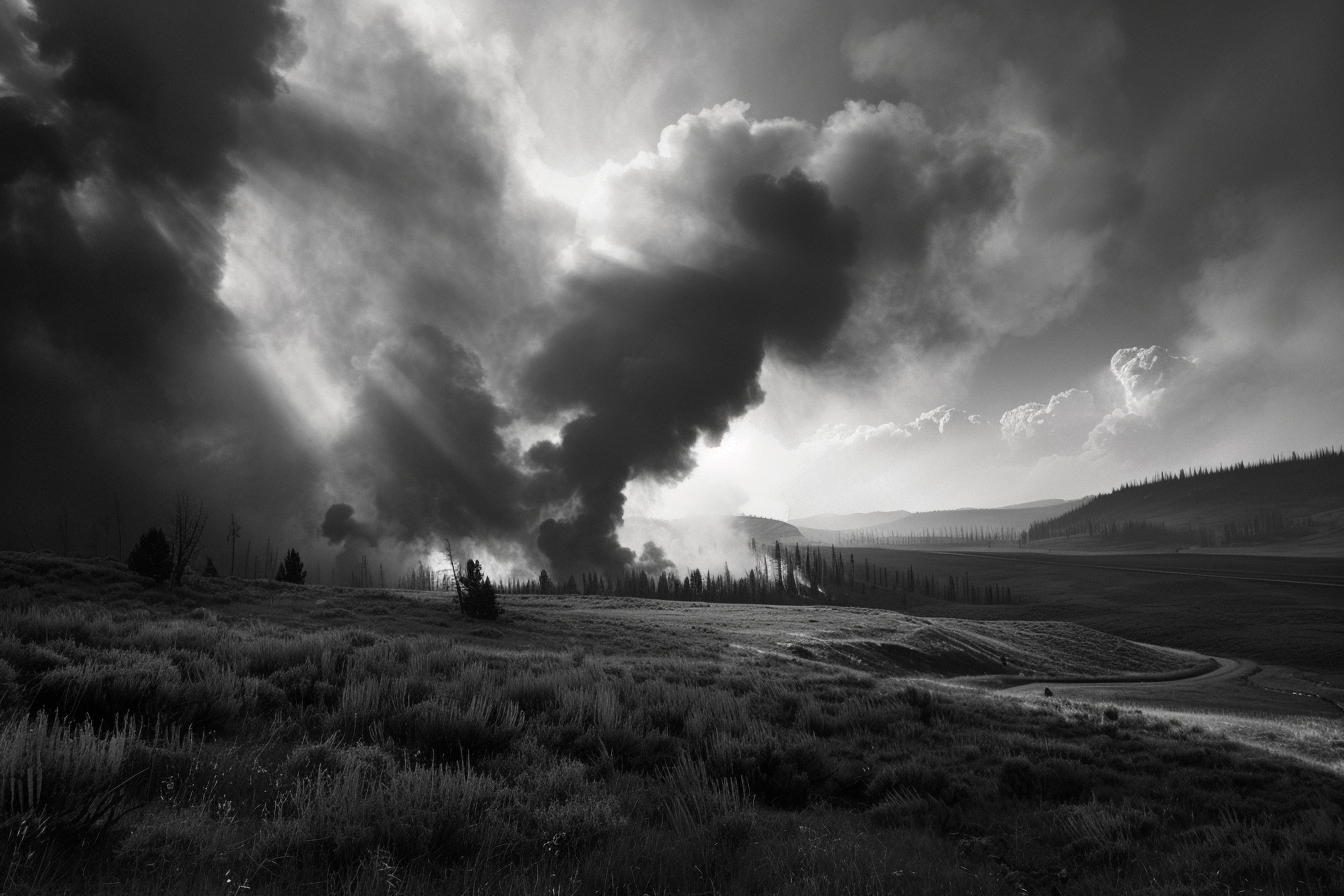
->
4, 552, 1343, 895
1028, 448, 1344, 549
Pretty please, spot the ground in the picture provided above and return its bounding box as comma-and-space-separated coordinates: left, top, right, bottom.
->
1, 551, 1342, 895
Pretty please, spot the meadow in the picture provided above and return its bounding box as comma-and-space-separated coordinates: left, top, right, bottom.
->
1, 551, 1342, 895
833, 548, 1344, 675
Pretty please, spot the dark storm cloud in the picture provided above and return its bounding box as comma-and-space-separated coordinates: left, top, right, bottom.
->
24, 0, 293, 202
342, 325, 527, 545
523, 170, 858, 573
814, 107, 1014, 266
0, 0, 314, 552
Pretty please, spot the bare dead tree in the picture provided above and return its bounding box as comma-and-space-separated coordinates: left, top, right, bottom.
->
170, 492, 208, 589
226, 514, 242, 577
444, 540, 464, 614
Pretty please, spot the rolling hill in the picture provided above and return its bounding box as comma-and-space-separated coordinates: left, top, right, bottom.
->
1028, 448, 1344, 550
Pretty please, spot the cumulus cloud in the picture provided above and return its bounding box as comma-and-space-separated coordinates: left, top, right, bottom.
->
1108, 346, 1197, 414
1000, 389, 1098, 452
811, 406, 992, 448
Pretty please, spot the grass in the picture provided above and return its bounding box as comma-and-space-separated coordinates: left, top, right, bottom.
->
0, 551, 1341, 894
834, 547, 1344, 673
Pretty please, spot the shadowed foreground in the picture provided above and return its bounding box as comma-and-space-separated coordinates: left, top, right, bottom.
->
1, 552, 1342, 895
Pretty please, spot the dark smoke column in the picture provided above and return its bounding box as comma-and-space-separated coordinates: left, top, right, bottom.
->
0, 0, 311, 546
523, 169, 859, 575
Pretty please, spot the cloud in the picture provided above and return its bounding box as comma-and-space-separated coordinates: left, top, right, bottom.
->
1108, 346, 1197, 413
999, 389, 1098, 452
342, 325, 527, 545
5, 0, 1339, 574
0, 0, 318, 551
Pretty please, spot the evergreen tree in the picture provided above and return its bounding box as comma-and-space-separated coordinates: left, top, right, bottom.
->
127, 528, 173, 584
203, 557, 219, 578
457, 559, 499, 619
276, 548, 307, 584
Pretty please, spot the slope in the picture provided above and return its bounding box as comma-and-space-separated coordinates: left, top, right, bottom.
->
1028, 447, 1344, 549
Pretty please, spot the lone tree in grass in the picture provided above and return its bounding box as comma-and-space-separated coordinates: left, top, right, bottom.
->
275, 548, 306, 584
127, 527, 173, 584
456, 558, 498, 619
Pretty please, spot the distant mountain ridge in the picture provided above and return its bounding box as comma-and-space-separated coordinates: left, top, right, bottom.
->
793, 499, 1082, 539
992, 499, 1074, 510
791, 510, 912, 530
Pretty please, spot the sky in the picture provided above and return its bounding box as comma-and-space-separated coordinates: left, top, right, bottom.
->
2, 0, 1341, 577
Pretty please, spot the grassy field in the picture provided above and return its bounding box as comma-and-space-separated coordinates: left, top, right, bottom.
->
1, 552, 1343, 894
833, 548, 1344, 675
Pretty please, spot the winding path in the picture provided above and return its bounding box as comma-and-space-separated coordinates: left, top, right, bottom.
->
996, 656, 1256, 696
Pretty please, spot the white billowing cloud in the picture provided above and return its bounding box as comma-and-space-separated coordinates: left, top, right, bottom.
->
809, 406, 991, 448
1084, 346, 1197, 455
1109, 346, 1198, 414
999, 388, 1097, 451
576, 100, 816, 269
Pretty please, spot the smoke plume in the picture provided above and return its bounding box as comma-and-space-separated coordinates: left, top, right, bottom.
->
522, 170, 858, 573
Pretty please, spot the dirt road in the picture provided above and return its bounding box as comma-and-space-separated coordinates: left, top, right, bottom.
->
996, 656, 1254, 694
990, 656, 1343, 717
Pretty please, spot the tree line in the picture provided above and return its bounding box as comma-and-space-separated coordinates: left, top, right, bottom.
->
491, 539, 1017, 606
836, 526, 1022, 548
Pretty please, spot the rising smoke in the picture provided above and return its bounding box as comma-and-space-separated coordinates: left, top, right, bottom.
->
521, 170, 858, 573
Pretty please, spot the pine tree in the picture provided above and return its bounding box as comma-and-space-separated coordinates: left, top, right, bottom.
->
458, 559, 499, 619
276, 548, 306, 584
128, 528, 173, 584
203, 557, 219, 578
